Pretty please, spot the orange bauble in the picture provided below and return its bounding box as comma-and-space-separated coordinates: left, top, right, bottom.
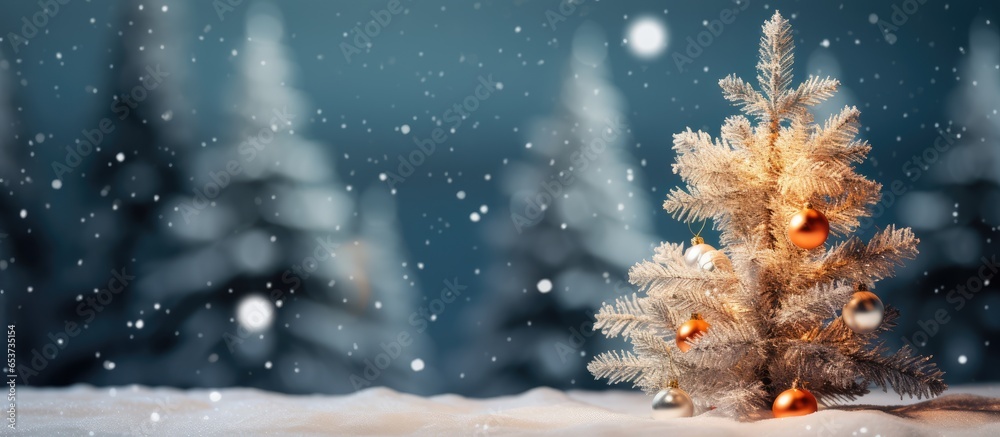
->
772, 388, 818, 418
788, 206, 830, 249
676, 314, 710, 353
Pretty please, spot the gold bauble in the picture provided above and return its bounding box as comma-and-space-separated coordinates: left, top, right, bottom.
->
772, 387, 818, 418
788, 206, 830, 249
676, 314, 710, 353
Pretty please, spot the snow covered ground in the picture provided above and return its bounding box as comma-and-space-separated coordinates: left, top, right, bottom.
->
14, 384, 1000, 436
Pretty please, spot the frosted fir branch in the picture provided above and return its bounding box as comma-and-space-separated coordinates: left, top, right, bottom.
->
671, 128, 718, 153
820, 307, 900, 348
663, 186, 743, 224
835, 140, 872, 165
594, 294, 659, 338
774, 282, 853, 329
823, 176, 882, 208
680, 326, 765, 370
669, 288, 738, 321
821, 183, 882, 235
720, 115, 755, 150
812, 177, 881, 236
719, 75, 768, 118
674, 136, 757, 194
757, 11, 795, 107
644, 242, 745, 311
778, 160, 849, 198
811, 106, 861, 152
629, 257, 740, 294
789, 318, 945, 401
644, 297, 684, 331
587, 350, 661, 387
790, 307, 899, 352
847, 344, 947, 400
651, 241, 685, 265
656, 289, 741, 324
778, 108, 814, 147
783, 340, 862, 383
629, 329, 676, 362
712, 380, 770, 419
782, 76, 839, 113
810, 226, 919, 284
809, 380, 870, 405
866, 306, 901, 337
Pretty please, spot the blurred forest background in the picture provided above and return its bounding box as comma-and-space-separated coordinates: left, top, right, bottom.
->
1, 0, 998, 397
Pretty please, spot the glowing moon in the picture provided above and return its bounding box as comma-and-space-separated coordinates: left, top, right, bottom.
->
237, 294, 275, 332
626, 17, 668, 59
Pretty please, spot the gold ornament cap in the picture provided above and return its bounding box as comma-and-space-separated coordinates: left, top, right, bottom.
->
691, 236, 705, 245
668, 379, 680, 389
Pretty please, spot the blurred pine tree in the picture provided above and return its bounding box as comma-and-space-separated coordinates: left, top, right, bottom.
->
457, 21, 658, 395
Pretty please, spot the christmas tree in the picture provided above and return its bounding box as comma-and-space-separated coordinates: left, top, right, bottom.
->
462, 21, 657, 394
588, 12, 945, 419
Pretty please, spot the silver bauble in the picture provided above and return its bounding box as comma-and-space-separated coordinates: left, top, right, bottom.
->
652, 386, 694, 419
843, 291, 884, 334
684, 236, 716, 268
697, 250, 731, 272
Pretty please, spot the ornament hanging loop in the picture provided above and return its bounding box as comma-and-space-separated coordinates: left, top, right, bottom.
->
688, 219, 707, 237
688, 219, 708, 245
